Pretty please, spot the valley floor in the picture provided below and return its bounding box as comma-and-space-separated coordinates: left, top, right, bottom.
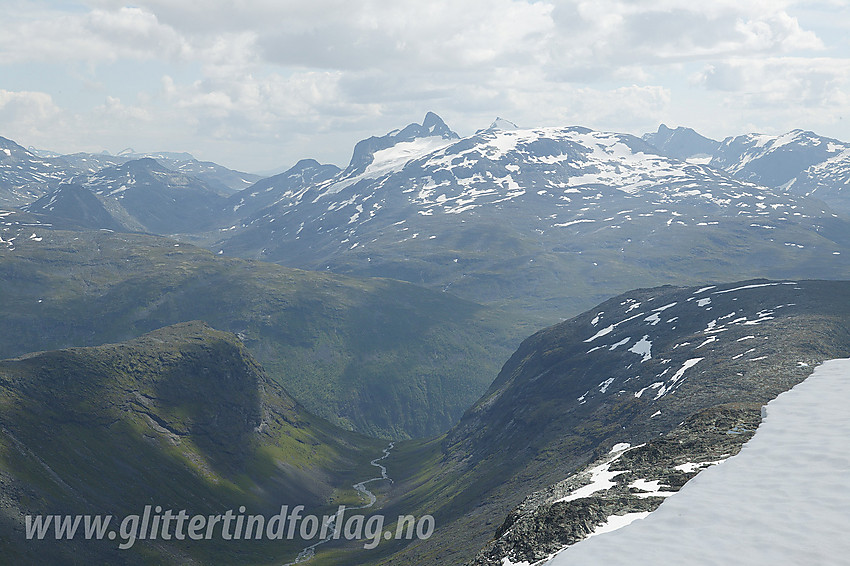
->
547, 358, 850, 565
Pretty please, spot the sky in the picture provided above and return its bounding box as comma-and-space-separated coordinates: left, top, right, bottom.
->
1, 1, 849, 173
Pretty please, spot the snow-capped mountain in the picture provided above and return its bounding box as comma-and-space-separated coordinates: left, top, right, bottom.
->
781, 149, 850, 215
58, 150, 260, 193
225, 158, 341, 220
709, 129, 850, 189
0, 136, 72, 205
216, 114, 850, 316
698, 128, 850, 216
2, 137, 260, 208
170, 158, 260, 194
71, 158, 229, 233
343, 110, 459, 178
485, 117, 520, 131
57, 152, 132, 175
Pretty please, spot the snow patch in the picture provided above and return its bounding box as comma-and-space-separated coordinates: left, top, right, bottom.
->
628, 335, 652, 362
585, 512, 650, 538
556, 460, 625, 503
548, 358, 850, 566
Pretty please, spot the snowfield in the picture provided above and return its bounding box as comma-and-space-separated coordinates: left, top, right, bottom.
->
547, 358, 850, 565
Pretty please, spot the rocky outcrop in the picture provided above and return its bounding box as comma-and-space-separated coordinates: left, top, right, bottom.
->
469, 403, 762, 565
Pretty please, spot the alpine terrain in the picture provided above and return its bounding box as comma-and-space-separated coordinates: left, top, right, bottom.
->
2, 112, 850, 566
211, 114, 850, 316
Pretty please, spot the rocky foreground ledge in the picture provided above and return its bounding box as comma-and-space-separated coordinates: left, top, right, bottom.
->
469, 403, 762, 566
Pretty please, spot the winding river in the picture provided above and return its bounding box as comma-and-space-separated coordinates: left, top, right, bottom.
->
282, 442, 395, 565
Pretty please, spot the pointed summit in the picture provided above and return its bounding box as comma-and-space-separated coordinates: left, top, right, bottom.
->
345, 113, 459, 175
642, 124, 719, 161
488, 117, 519, 131
423, 111, 456, 137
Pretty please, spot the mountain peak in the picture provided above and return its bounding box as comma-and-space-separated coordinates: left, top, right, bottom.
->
643, 124, 720, 161
423, 111, 454, 136
488, 117, 519, 131
345, 112, 459, 175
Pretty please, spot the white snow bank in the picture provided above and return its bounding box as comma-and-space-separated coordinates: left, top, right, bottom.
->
555, 459, 625, 503
585, 512, 650, 538
547, 358, 850, 565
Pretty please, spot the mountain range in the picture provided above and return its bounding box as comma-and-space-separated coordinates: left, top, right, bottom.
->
1, 136, 257, 208
210, 115, 850, 317
3, 113, 850, 565
5, 114, 850, 319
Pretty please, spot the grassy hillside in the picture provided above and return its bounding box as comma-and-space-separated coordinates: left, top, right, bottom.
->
0, 321, 384, 565
0, 230, 535, 439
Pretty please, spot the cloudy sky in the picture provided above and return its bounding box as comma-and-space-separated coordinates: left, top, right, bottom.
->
1, 1, 849, 173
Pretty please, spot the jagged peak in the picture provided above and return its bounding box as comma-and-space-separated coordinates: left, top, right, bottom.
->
345, 112, 459, 174
423, 111, 451, 133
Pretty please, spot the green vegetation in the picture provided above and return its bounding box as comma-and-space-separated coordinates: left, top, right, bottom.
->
0, 321, 383, 565
0, 230, 537, 439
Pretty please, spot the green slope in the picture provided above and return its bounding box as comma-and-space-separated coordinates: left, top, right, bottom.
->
0, 230, 534, 440
0, 321, 384, 565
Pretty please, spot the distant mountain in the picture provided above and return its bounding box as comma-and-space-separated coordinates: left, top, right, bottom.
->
72, 158, 229, 233
709, 129, 850, 189
60, 150, 261, 194
485, 117, 520, 131
55, 152, 128, 174
701, 129, 850, 216
344, 111, 459, 177
216, 117, 850, 317
116, 149, 261, 193
0, 136, 71, 205
642, 124, 720, 162
0, 321, 384, 564
789, 149, 850, 214
0, 229, 528, 439
9, 120, 850, 322
16, 143, 262, 196
22, 182, 126, 231
170, 158, 261, 194
225, 158, 341, 220
366, 279, 850, 566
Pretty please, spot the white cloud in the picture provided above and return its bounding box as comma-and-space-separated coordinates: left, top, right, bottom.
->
0, 90, 62, 135
542, 1, 824, 82
695, 57, 850, 106
0, 1, 847, 170
0, 6, 189, 64
96, 96, 153, 121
